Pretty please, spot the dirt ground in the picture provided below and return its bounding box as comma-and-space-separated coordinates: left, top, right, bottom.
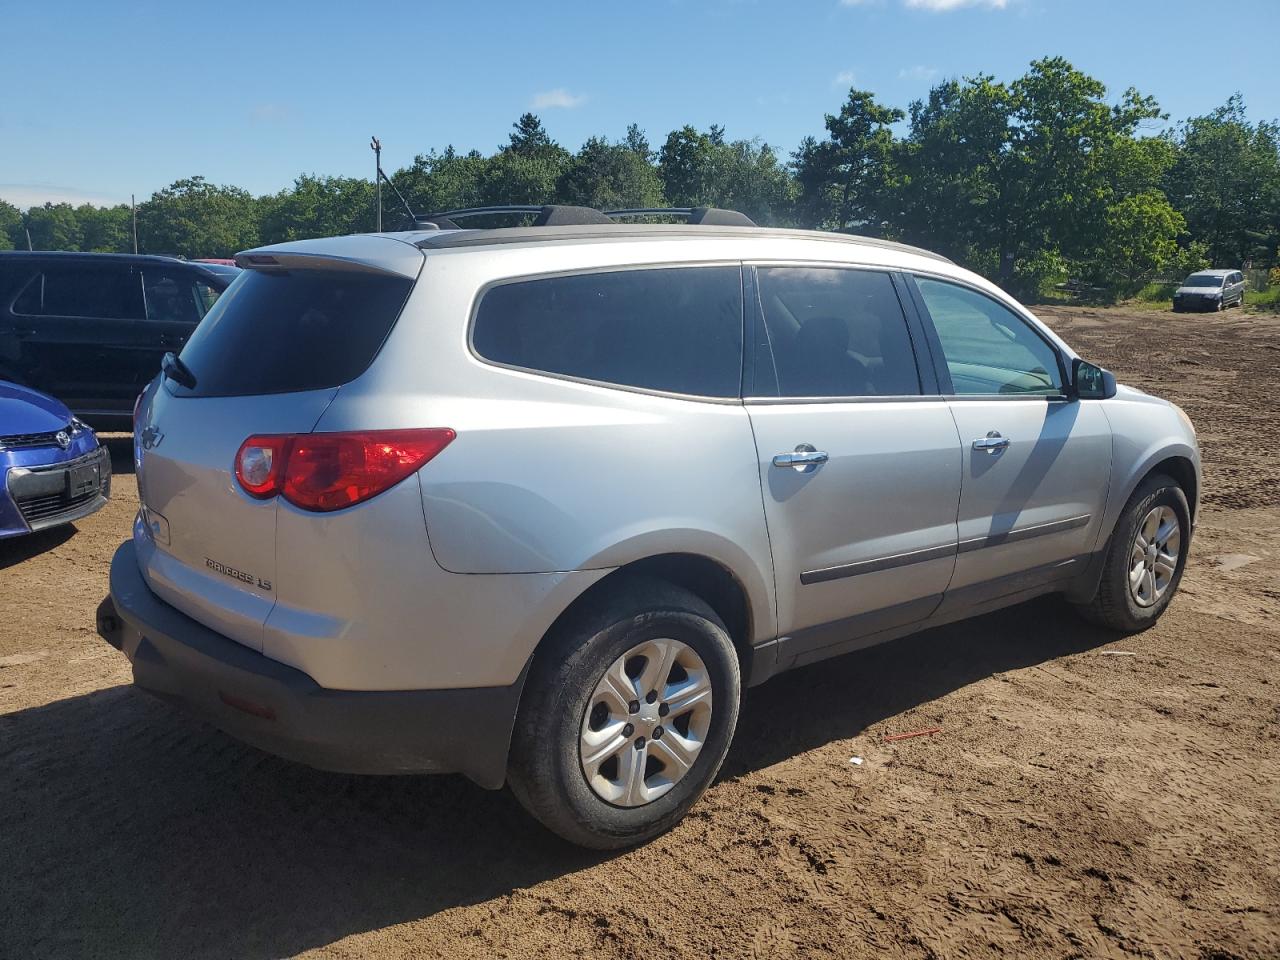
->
1, 304, 1277, 960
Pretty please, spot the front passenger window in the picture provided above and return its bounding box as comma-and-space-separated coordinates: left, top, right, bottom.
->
915, 278, 1063, 396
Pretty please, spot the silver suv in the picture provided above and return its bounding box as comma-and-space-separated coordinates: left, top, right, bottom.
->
1173, 269, 1246, 311
98, 206, 1200, 849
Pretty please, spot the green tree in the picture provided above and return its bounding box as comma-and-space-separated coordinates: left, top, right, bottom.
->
658, 125, 716, 206
1165, 95, 1280, 267
76, 203, 132, 252
0, 199, 22, 250
508, 113, 555, 156
476, 114, 571, 208
893, 58, 1167, 296
624, 124, 652, 160
792, 89, 904, 232
1087, 191, 1186, 294
657, 126, 794, 223
392, 147, 489, 225
895, 75, 1018, 263
24, 203, 83, 251
136, 177, 261, 257
260, 175, 376, 243
556, 136, 664, 210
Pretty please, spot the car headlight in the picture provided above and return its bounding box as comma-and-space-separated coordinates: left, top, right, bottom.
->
69, 417, 90, 436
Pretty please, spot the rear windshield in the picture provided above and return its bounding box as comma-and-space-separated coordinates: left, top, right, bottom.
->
1183, 274, 1224, 287
173, 268, 412, 397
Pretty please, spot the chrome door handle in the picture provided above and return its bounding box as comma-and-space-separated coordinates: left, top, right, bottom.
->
772, 444, 829, 473
972, 431, 1010, 454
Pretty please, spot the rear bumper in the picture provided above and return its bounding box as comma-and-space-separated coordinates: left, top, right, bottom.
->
97, 539, 523, 788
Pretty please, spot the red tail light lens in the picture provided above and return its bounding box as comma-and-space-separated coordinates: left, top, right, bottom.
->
235, 429, 455, 512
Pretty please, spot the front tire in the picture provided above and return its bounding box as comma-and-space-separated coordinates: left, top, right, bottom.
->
1074, 473, 1190, 632
508, 577, 741, 849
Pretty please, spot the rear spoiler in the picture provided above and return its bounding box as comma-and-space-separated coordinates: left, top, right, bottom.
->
234, 236, 424, 280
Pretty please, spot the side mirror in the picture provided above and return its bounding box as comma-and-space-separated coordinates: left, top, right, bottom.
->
1072, 358, 1117, 400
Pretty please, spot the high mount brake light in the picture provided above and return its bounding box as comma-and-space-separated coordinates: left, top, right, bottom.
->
235, 429, 455, 511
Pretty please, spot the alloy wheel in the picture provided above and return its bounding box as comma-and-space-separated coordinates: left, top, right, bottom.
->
579, 638, 713, 807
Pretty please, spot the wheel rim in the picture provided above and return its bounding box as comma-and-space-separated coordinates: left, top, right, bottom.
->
1128, 505, 1181, 608
579, 638, 713, 808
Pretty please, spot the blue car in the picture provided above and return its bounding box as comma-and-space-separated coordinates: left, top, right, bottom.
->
0, 380, 110, 539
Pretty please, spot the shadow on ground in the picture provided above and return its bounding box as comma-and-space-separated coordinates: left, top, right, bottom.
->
0, 596, 1113, 959
0, 525, 75, 569
102, 434, 134, 476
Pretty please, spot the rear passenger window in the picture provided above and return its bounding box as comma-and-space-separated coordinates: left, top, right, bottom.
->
13, 265, 143, 320
142, 270, 202, 324
472, 267, 743, 397
753, 267, 920, 398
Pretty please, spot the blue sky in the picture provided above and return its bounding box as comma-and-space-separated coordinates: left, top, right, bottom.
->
2, 0, 1277, 208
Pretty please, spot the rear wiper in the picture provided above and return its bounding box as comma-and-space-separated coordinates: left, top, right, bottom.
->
161, 352, 197, 390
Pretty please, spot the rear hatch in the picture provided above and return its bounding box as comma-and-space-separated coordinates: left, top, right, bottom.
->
134, 238, 423, 651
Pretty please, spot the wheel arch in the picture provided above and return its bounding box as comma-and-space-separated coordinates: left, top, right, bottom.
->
527, 551, 766, 694
1146, 455, 1198, 525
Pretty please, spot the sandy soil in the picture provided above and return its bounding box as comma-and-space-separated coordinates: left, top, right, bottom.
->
1, 305, 1277, 959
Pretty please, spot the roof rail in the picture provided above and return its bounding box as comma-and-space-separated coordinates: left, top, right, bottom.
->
606, 206, 756, 227
415, 204, 758, 230
416, 204, 613, 229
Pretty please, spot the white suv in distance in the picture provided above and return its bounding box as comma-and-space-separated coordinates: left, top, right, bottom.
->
98, 205, 1200, 848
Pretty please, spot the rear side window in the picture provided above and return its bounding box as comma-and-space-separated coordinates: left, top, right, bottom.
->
142, 269, 204, 324
753, 267, 921, 398
472, 266, 743, 397
174, 269, 412, 397
12, 265, 143, 320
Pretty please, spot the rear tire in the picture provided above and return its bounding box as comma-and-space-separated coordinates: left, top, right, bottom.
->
507, 577, 741, 849
1074, 473, 1190, 633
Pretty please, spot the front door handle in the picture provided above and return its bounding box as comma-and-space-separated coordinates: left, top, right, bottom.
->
972, 431, 1010, 454
772, 444, 829, 473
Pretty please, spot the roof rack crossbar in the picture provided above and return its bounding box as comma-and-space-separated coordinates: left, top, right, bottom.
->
433, 205, 547, 220
604, 208, 695, 219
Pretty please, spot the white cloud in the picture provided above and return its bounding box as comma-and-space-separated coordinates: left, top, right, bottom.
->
904, 0, 1009, 9
531, 88, 587, 110
899, 65, 940, 81
0, 183, 129, 209
833, 69, 858, 87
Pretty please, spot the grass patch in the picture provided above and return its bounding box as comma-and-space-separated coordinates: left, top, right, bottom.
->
1136, 281, 1177, 302
1245, 287, 1280, 311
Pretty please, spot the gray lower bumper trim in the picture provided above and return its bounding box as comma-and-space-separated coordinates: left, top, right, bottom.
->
97, 540, 524, 788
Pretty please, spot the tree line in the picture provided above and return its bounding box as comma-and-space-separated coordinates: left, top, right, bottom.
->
2, 57, 1277, 300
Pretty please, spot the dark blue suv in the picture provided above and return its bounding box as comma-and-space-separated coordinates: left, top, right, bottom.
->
0, 252, 235, 428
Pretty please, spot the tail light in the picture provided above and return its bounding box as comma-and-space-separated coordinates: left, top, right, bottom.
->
235, 429, 455, 512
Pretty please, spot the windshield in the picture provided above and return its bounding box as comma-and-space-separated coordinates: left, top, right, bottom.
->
1183, 274, 1224, 288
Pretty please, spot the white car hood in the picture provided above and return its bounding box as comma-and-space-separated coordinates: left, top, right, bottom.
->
1176, 284, 1222, 296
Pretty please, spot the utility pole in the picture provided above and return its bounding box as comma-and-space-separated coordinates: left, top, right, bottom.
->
131, 194, 138, 253
21, 213, 33, 251
371, 136, 382, 232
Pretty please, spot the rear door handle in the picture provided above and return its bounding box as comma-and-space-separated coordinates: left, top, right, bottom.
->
772, 444, 829, 473
972, 431, 1010, 454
